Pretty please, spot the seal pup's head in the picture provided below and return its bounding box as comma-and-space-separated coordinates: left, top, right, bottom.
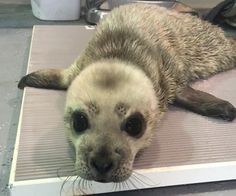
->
64, 59, 161, 182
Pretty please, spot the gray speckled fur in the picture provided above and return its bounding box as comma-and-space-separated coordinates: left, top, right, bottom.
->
19, 4, 236, 112
68, 4, 236, 112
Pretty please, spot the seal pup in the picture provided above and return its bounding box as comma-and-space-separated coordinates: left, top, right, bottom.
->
18, 4, 236, 183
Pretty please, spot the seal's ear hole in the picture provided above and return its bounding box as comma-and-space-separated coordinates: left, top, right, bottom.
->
121, 112, 146, 138
72, 111, 90, 133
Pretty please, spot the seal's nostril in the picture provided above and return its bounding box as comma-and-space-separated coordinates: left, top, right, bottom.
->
87, 146, 93, 152
115, 148, 124, 156
103, 162, 113, 172
91, 160, 99, 171
115, 148, 120, 154
91, 159, 113, 174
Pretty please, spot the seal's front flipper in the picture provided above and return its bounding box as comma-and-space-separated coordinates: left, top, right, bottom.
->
18, 68, 73, 90
174, 85, 236, 121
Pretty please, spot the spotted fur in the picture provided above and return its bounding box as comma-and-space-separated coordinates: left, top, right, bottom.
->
66, 4, 236, 111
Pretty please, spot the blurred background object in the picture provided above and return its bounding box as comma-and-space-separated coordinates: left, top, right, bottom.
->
204, 0, 236, 27
31, 0, 81, 20
85, 0, 199, 24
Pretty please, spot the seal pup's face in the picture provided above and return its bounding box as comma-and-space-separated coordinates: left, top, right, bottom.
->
64, 60, 160, 182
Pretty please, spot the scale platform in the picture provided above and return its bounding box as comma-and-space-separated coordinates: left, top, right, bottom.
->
9, 26, 236, 196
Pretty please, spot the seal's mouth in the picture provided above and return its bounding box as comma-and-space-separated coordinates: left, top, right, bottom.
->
89, 172, 112, 183
76, 159, 132, 183
94, 177, 111, 183
89, 173, 131, 183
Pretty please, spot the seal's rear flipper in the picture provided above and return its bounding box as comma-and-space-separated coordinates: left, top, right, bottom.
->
18, 69, 72, 90
174, 85, 236, 121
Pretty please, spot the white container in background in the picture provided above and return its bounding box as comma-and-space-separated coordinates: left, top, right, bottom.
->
107, 0, 135, 8
31, 0, 80, 21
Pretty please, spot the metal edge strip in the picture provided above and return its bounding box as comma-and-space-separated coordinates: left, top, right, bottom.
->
9, 26, 36, 186
11, 161, 236, 195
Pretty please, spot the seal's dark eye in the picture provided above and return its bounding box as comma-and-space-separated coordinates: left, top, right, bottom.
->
72, 112, 89, 133
122, 112, 145, 138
